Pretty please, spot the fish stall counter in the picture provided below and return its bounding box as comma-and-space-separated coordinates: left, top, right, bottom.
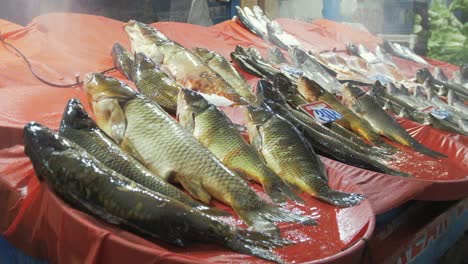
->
0, 11, 467, 264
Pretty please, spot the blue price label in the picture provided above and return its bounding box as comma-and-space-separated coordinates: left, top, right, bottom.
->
299, 101, 343, 124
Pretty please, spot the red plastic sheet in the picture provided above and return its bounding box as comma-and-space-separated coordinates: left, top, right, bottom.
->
0, 13, 465, 263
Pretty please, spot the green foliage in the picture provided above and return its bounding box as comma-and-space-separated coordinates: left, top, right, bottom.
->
427, 0, 468, 66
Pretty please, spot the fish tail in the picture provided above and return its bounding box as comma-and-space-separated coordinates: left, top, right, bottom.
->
236, 203, 316, 233
264, 177, 304, 204
412, 142, 447, 159
226, 229, 291, 263
317, 190, 366, 208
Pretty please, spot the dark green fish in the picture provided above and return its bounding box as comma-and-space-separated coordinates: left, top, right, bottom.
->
111, 43, 134, 80
24, 122, 289, 263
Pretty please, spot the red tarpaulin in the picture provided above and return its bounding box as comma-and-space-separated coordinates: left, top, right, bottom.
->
0, 13, 466, 263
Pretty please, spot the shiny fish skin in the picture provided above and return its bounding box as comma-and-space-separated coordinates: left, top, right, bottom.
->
111, 43, 134, 80
245, 106, 366, 207
342, 84, 447, 159
59, 98, 226, 216
124, 20, 245, 104
132, 52, 181, 114
24, 123, 289, 263
84, 73, 315, 233
297, 76, 393, 149
192, 47, 258, 105
177, 88, 302, 204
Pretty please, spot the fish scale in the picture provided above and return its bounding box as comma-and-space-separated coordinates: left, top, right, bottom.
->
177, 89, 302, 204
246, 108, 365, 207
24, 123, 289, 263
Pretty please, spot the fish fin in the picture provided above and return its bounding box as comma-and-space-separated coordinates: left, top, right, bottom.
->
317, 190, 366, 208
226, 229, 290, 263
411, 142, 447, 159
349, 98, 362, 113
235, 203, 316, 234
176, 175, 212, 204
108, 101, 127, 144
263, 177, 304, 205
120, 138, 148, 166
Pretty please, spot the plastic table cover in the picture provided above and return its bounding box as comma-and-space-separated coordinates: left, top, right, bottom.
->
0, 13, 466, 263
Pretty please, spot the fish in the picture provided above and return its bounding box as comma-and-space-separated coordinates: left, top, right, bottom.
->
252, 5, 271, 26
447, 89, 468, 114
230, 52, 265, 78
243, 6, 268, 37
192, 47, 258, 105
382, 41, 428, 65
177, 88, 302, 204
266, 21, 300, 50
433, 67, 448, 82
268, 47, 287, 65
341, 84, 447, 159
257, 81, 408, 177
235, 6, 264, 37
375, 46, 398, 68
296, 76, 392, 148
289, 47, 341, 94
245, 106, 366, 207
124, 20, 245, 104
131, 52, 181, 114
84, 73, 315, 232
24, 122, 289, 263
59, 98, 226, 216
356, 44, 379, 64
416, 68, 468, 101
111, 43, 134, 80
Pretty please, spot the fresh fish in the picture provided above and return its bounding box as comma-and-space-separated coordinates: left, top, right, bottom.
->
383, 100, 396, 113
433, 67, 448, 82
177, 88, 302, 204
382, 41, 428, 65
85, 73, 315, 232
246, 47, 266, 63
447, 89, 468, 114
24, 122, 288, 263
375, 46, 397, 68
417, 68, 468, 100
268, 47, 287, 65
193, 47, 257, 105
245, 105, 366, 207
124, 20, 245, 104
131, 52, 181, 114
59, 98, 225, 216
400, 45, 428, 65
111, 43, 134, 80
342, 84, 447, 159
230, 52, 265, 78
243, 6, 268, 37
267, 21, 300, 50
235, 6, 264, 37
252, 5, 271, 26
258, 81, 407, 177
290, 47, 341, 94
346, 43, 360, 57
297, 76, 390, 147
357, 44, 379, 64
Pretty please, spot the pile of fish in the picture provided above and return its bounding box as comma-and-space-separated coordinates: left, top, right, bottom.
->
25, 20, 385, 263
23, 14, 467, 262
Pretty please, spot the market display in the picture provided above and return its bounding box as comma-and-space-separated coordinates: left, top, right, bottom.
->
0, 3, 467, 263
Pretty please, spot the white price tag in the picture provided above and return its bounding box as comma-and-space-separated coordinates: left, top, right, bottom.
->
299, 101, 343, 124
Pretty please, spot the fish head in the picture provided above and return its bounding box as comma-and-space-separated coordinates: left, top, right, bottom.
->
289, 47, 307, 65
124, 20, 165, 63
257, 79, 288, 105
386, 82, 400, 95
371, 81, 385, 96
245, 105, 273, 126
177, 89, 210, 131
399, 84, 409, 96
111, 43, 132, 62
23, 122, 74, 181
84, 73, 136, 142
341, 83, 365, 111
297, 76, 325, 100
60, 98, 97, 132
132, 52, 158, 81
235, 45, 248, 57
415, 68, 431, 83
